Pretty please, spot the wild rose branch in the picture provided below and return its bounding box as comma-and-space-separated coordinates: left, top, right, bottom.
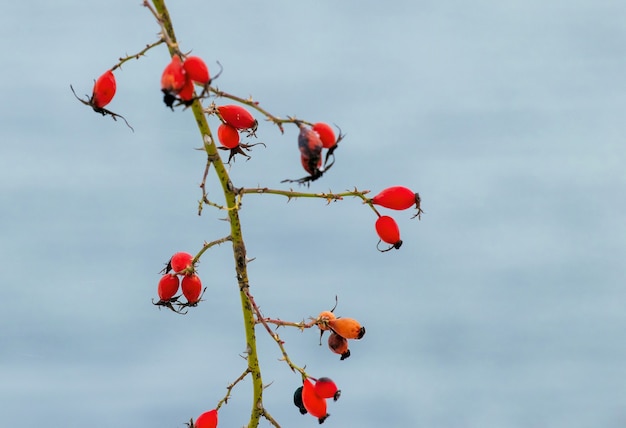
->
70, 0, 423, 427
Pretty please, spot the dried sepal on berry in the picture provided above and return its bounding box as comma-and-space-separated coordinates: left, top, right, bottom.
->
316, 310, 336, 331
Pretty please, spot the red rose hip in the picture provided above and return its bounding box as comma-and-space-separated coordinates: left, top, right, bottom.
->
194, 409, 218, 428
371, 186, 418, 210
183, 56, 210, 85
182, 274, 202, 304
157, 274, 180, 302
302, 378, 329, 424
312, 122, 336, 149
217, 104, 257, 131
217, 123, 240, 149
314, 377, 341, 401
91, 70, 116, 109
161, 55, 187, 94
170, 252, 194, 273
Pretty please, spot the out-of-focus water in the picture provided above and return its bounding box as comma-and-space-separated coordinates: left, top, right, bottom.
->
1, 1, 625, 427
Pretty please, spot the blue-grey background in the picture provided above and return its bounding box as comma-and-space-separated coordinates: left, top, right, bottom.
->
2, 1, 625, 427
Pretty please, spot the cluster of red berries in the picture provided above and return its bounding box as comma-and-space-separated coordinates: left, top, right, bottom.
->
293, 377, 340, 424
316, 310, 365, 360
213, 104, 267, 161
161, 55, 212, 108
153, 252, 205, 313
369, 186, 423, 252
187, 409, 218, 428
71, 63, 346, 183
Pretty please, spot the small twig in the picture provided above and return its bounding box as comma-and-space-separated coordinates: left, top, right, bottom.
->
240, 186, 372, 205
111, 38, 165, 71
244, 289, 308, 377
256, 317, 316, 331
261, 408, 282, 428
193, 236, 233, 264
142, 0, 179, 52
216, 367, 251, 410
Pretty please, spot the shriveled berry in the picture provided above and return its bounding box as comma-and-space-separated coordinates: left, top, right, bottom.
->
298, 125, 323, 175
312, 122, 336, 149
329, 317, 365, 340
293, 386, 308, 415
91, 70, 116, 109
300, 153, 322, 175
181, 274, 202, 305
298, 125, 323, 158
217, 123, 240, 149
157, 274, 180, 302
194, 409, 218, 428
328, 332, 350, 360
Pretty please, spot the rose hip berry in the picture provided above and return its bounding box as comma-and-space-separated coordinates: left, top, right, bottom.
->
194, 409, 218, 428
312, 122, 336, 149
170, 252, 194, 273
70, 69, 133, 131
217, 104, 258, 131
217, 123, 240, 149
328, 317, 366, 340
157, 274, 180, 302
161, 55, 187, 108
371, 186, 423, 219
177, 78, 195, 104
181, 274, 203, 305
328, 332, 350, 360
161, 55, 186, 94
183, 56, 210, 85
375, 215, 402, 250
91, 70, 116, 109
314, 377, 341, 401
302, 378, 329, 424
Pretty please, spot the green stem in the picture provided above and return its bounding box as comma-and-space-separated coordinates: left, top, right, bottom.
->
150, 1, 264, 426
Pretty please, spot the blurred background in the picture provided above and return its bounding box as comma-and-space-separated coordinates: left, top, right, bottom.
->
1, 1, 625, 427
